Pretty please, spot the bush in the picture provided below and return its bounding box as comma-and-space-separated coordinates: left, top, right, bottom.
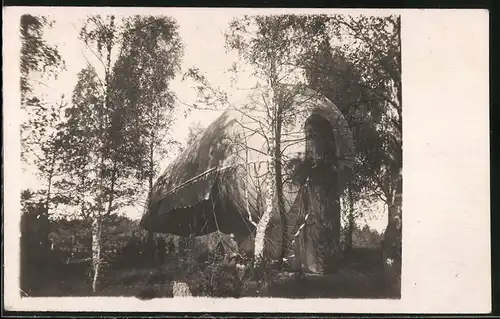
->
188, 257, 242, 298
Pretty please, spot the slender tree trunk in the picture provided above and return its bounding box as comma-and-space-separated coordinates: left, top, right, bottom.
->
254, 141, 275, 265
186, 233, 196, 273
91, 26, 115, 293
80, 201, 86, 218
383, 175, 402, 248
106, 162, 117, 216
92, 163, 104, 293
93, 162, 118, 291
92, 129, 106, 293
274, 109, 287, 266
244, 146, 253, 226
91, 142, 106, 292
254, 80, 282, 266
91, 216, 102, 293
45, 172, 52, 213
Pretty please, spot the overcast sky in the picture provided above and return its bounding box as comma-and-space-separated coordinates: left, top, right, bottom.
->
21, 10, 388, 232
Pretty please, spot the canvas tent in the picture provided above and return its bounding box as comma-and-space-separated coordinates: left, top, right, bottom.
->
140, 84, 354, 273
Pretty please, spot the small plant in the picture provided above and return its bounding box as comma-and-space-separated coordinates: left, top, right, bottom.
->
186, 250, 244, 298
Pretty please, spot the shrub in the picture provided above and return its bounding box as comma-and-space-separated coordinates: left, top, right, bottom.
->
188, 259, 242, 298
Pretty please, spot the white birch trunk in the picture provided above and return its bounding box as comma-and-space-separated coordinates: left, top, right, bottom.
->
254, 137, 275, 265
244, 137, 257, 227
383, 168, 402, 295
253, 170, 274, 264
91, 216, 102, 293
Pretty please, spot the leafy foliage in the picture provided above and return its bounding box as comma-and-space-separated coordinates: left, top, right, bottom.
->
321, 14, 402, 290
20, 14, 65, 103
110, 15, 184, 196
28, 14, 186, 292
327, 15, 402, 204
23, 97, 66, 178
293, 15, 402, 253
224, 14, 365, 267
225, 15, 330, 85
20, 15, 65, 166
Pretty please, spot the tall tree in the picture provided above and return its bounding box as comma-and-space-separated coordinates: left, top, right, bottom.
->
73, 15, 146, 292
56, 66, 102, 221
78, 15, 119, 292
20, 14, 64, 105
328, 15, 402, 215
20, 14, 65, 163
60, 64, 107, 292
111, 15, 184, 198
182, 15, 343, 269
29, 97, 68, 215
21, 87, 70, 220
63, 14, 184, 292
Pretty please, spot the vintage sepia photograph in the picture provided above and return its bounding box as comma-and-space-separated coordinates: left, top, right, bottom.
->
16, 9, 402, 299
3, 6, 490, 314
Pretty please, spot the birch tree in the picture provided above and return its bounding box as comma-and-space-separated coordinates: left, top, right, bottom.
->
75, 15, 146, 291
57, 66, 102, 222
182, 15, 339, 267
20, 14, 66, 203
224, 15, 330, 265
69, 14, 184, 291
78, 15, 119, 292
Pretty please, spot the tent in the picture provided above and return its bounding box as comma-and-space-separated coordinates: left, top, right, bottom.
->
140, 84, 355, 273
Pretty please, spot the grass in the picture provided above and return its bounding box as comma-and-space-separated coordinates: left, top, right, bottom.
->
21, 249, 400, 299
263, 268, 393, 299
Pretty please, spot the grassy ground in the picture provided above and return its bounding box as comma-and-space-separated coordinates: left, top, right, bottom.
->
263, 269, 392, 299
24, 258, 398, 299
